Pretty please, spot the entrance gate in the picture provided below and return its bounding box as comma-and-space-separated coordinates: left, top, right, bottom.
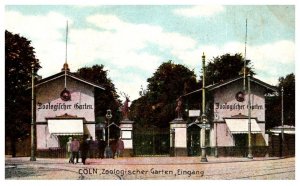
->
187, 123, 201, 156
133, 126, 169, 156
187, 122, 211, 156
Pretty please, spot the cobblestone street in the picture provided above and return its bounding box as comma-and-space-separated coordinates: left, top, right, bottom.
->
5, 156, 295, 180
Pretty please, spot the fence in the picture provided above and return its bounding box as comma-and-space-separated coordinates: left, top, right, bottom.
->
268, 134, 295, 157
37, 148, 67, 158
133, 126, 170, 156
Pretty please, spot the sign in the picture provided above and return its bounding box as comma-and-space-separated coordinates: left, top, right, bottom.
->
121, 131, 132, 139
37, 102, 93, 111
189, 110, 201, 117
215, 102, 263, 111
198, 124, 211, 129
60, 88, 71, 101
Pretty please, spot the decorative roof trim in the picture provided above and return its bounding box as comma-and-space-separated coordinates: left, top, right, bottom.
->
35, 71, 105, 90
208, 76, 277, 92
182, 76, 277, 97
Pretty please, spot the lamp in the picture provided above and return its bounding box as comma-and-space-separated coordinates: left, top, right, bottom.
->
106, 109, 112, 147
30, 62, 36, 161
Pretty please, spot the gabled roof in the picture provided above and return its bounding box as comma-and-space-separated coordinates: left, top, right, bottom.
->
208, 76, 277, 92
35, 71, 105, 90
182, 75, 277, 97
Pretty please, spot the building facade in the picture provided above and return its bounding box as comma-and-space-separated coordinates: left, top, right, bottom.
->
181, 76, 277, 156
35, 64, 104, 150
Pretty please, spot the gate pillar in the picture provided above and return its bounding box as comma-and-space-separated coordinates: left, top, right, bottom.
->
170, 118, 187, 156
119, 119, 134, 157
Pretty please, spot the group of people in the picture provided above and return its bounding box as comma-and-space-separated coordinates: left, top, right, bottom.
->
66, 135, 124, 165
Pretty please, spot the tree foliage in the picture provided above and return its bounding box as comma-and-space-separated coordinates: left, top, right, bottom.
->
181, 53, 256, 122
75, 65, 122, 123
5, 30, 41, 156
205, 53, 254, 85
130, 61, 198, 128
279, 73, 295, 126
265, 73, 295, 129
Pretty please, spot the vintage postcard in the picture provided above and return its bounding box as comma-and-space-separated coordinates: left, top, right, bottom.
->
3, 1, 296, 183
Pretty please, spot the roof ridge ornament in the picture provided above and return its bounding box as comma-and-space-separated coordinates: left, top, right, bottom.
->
62, 62, 70, 72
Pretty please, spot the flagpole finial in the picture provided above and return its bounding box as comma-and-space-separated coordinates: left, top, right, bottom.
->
62, 63, 70, 72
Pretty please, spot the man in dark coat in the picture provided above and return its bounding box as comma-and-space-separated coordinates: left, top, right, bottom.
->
98, 139, 106, 159
80, 135, 90, 164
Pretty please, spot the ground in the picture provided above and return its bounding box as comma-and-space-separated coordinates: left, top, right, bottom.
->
5, 156, 295, 180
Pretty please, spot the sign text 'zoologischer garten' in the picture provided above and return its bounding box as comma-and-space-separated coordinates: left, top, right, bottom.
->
215, 102, 263, 111
37, 102, 93, 111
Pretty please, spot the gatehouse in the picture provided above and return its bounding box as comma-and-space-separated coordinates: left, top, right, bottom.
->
34, 63, 134, 157
173, 76, 278, 157
33, 62, 280, 158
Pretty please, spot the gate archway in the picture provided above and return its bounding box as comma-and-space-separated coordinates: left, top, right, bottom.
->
187, 122, 201, 156
95, 122, 121, 140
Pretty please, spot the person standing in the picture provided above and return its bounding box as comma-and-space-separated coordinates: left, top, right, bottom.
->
66, 137, 73, 163
98, 139, 106, 159
88, 136, 97, 158
92, 137, 99, 158
71, 138, 80, 164
80, 135, 90, 165
116, 137, 124, 158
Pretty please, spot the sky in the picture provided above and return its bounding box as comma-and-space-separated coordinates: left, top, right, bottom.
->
4, 4, 295, 102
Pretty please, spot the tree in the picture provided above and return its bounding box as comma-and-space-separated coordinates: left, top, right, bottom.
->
181, 53, 256, 122
130, 61, 198, 128
279, 73, 295, 126
5, 30, 41, 157
75, 65, 122, 123
205, 53, 254, 85
265, 73, 295, 129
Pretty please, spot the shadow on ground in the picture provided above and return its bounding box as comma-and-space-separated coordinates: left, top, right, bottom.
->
5, 166, 39, 179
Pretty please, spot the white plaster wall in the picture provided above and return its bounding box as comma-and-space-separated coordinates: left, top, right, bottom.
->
210, 126, 215, 147
36, 125, 59, 149
213, 81, 266, 122
36, 76, 95, 122
257, 123, 268, 145
123, 140, 133, 149
216, 123, 234, 146
86, 124, 95, 140
175, 128, 187, 148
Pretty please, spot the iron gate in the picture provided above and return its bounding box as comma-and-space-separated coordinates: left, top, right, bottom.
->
187, 124, 201, 156
133, 126, 170, 156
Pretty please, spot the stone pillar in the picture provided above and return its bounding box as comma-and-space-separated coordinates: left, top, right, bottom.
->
119, 119, 134, 157
170, 118, 187, 156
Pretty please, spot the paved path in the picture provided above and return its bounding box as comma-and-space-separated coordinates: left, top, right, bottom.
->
5, 156, 295, 180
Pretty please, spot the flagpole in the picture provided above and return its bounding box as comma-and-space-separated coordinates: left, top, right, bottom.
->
30, 62, 36, 161
200, 52, 208, 162
247, 72, 253, 159
243, 19, 248, 92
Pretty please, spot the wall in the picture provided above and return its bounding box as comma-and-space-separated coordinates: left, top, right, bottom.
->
36, 76, 95, 122
35, 75, 96, 149
36, 125, 59, 149
216, 123, 234, 147
213, 81, 266, 122
212, 80, 267, 147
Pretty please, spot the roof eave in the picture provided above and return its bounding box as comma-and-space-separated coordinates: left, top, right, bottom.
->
34, 72, 105, 90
